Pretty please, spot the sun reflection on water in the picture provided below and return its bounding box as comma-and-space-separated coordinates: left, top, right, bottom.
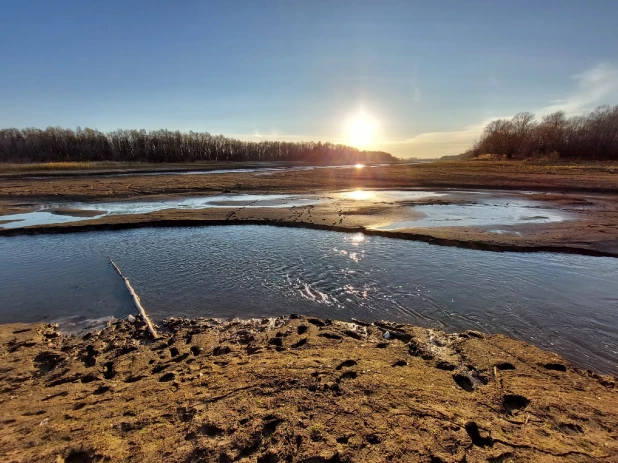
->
349, 232, 366, 245
346, 190, 374, 200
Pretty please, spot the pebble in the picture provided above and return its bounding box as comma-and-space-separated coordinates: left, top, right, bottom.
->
127, 315, 136, 323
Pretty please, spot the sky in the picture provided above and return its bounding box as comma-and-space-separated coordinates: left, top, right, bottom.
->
1, 1, 618, 158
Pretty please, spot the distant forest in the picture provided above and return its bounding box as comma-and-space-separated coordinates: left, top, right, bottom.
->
468, 105, 618, 160
0, 127, 397, 164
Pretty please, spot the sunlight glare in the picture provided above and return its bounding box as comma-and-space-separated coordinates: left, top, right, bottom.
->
346, 113, 377, 148
346, 189, 374, 200
354, 163, 365, 168
349, 232, 366, 245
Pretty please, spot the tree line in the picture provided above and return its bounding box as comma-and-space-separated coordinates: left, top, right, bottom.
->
0, 127, 397, 164
468, 105, 618, 160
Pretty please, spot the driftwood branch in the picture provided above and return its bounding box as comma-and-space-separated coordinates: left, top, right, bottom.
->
109, 258, 158, 339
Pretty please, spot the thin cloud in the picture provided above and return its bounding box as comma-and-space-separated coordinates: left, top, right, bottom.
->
379, 121, 490, 158
233, 131, 341, 143
389, 62, 618, 158
412, 86, 421, 102
540, 62, 618, 115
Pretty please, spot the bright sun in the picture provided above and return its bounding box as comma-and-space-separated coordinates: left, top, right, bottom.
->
346, 113, 376, 148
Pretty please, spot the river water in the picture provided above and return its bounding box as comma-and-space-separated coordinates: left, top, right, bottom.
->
0, 225, 616, 374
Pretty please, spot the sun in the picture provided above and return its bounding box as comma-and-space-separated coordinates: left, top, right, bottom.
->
346, 113, 376, 148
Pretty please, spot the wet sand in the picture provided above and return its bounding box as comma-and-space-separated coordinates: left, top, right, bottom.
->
1, 316, 616, 463
1, 188, 617, 257
1, 163, 618, 256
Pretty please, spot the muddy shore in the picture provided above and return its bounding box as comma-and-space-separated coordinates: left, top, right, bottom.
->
1, 315, 617, 463
1, 189, 617, 258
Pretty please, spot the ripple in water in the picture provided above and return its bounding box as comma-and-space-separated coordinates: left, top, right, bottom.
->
0, 226, 616, 374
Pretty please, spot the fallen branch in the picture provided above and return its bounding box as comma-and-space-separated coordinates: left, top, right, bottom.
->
109, 258, 158, 339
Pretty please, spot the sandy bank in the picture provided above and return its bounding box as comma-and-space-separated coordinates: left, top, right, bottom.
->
1, 163, 618, 257
1, 194, 617, 257
1, 315, 616, 462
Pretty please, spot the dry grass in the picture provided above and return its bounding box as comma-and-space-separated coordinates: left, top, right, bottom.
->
0, 161, 233, 174
0, 162, 131, 172
430, 160, 618, 173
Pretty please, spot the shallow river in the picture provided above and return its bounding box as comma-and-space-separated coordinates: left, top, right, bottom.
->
0, 225, 616, 374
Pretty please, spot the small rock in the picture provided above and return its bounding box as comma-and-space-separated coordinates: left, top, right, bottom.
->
127, 315, 136, 323
39, 418, 49, 426
383, 331, 391, 340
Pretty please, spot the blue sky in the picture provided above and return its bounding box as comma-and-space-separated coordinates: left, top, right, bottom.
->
1, 1, 618, 158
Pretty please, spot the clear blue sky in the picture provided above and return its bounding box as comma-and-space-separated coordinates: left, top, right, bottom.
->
1, 0, 618, 158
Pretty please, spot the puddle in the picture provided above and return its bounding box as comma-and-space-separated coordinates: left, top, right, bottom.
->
376, 197, 571, 230
0, 194, 321, 229
0, 190, 573, 231
332, 190, 446, 202
0, 211, 107, 229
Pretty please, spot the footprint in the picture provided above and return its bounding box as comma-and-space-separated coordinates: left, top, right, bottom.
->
435, 361, 456, 371
465, 422, 492, 447
543, 363, 566, 372
337, 371, 358, 382
190, 346, 201, 356
502, 394, 529, 414
336, 360, 357, 370
159, 372, 175, 382
307, 318, 326, 327
291, 338, 307, 349
495, 362, 515, 370
452, 374, 474, 392
103, 361, 115, 380
262, 418, 284, 438
213, 346, 232, 356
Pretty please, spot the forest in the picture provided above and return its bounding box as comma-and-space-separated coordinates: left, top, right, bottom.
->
0, 127, 397, 164
468, 105, 618, 160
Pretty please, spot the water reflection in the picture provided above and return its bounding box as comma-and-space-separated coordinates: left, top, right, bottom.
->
346, 189, 374, 200
377, 198, 570, 229
0, 194, 322, 229
0, 225, 616, 373
349, 232, 366, 245
335, 190, 445, 202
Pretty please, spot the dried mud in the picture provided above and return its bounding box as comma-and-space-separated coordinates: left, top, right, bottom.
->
1, 316, 617, 462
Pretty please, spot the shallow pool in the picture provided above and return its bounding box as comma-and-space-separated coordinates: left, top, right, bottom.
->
0, 225, 616, 374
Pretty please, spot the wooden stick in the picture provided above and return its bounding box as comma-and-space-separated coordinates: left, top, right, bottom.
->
109, 258, 158, 339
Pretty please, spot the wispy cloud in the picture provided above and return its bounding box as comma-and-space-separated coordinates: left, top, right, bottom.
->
412, 86, 421, 102
540, 62, 618, 115
232, 131, 341, 143
389, 62, 618, 158
378, 121, 491, 158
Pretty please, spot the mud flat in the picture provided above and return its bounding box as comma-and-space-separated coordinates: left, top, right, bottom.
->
1, 162, 618, 256
1, 316, 616, 462
1, 188, 617, 257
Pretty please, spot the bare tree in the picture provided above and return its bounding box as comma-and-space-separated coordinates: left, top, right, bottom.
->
470, 105, 618, 160
0, 128, 398, 164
